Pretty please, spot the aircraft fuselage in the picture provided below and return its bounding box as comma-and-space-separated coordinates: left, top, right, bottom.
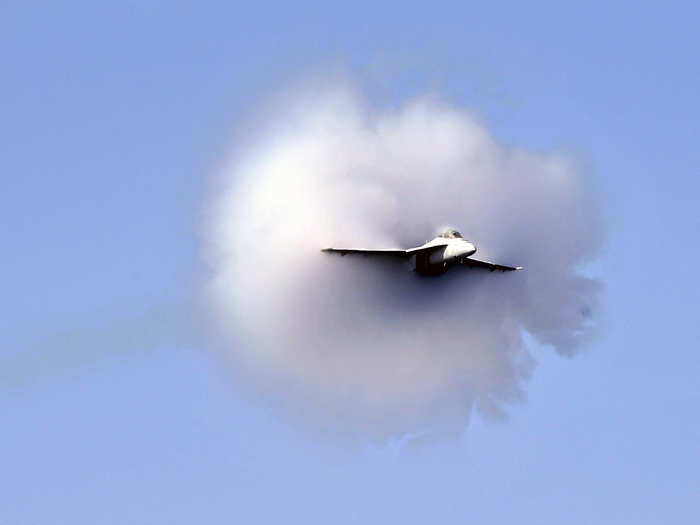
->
412, 237, 477, 275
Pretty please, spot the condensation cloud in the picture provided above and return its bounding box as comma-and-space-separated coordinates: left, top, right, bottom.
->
204, 83, 604, 440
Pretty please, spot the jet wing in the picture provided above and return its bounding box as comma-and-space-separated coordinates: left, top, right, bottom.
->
321, 248, 409, 257
322, 242, 448, 258
460, 257, 523, 272
405, 242, 448, 254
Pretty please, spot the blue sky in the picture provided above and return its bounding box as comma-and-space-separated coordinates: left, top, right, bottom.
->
2, 2, 698, 523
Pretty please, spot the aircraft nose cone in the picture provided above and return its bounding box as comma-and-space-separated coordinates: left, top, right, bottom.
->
464, 242, 476, 256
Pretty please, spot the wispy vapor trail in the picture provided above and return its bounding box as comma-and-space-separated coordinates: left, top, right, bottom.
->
1, 301, 201, 392
205, 82, 605, 440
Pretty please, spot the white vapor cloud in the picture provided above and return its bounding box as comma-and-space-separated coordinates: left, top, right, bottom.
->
204, 82, 604, 441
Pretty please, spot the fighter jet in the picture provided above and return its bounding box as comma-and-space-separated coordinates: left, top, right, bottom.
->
322, 228, 522, 276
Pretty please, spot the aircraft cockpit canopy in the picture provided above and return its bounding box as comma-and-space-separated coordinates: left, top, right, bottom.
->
440, 229, 463, 239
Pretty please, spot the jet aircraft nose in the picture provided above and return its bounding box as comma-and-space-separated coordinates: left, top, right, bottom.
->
463, 242, 476, 256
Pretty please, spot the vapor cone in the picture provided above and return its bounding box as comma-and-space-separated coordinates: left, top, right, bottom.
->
205, 84, 604, 439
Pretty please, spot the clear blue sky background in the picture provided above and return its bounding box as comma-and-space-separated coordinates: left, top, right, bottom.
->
2, 2, 698, 523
